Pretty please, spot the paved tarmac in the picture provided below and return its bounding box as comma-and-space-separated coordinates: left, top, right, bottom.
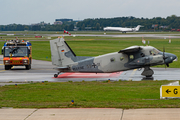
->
0, 108, 180, 120
0, 55, 180, 82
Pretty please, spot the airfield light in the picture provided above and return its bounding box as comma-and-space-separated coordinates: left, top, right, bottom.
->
71, 100, 74, 104
15, 84, 17, 87
42, 81, 44, 84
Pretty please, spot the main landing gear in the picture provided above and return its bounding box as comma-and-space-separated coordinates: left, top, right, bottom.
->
141, 66, 154, 79
54, 72, 61, 78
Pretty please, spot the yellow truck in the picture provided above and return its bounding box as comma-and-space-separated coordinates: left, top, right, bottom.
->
2, 39, 32, 70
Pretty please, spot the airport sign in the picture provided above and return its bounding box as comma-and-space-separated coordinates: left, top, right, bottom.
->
161, 86, 180, 97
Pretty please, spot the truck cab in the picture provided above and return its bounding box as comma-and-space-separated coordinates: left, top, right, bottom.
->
2, 39, 32, 70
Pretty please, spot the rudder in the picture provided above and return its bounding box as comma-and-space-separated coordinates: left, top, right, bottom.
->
50, 37, 91, 67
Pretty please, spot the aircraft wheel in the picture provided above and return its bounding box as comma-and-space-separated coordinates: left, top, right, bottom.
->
54, 74, 58, 78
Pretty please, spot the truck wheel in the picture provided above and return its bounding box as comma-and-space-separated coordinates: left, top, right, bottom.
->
26, 64, 31, 70
5, 65, 11, 70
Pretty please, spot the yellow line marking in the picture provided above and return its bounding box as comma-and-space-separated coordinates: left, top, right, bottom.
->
0, 64, 3, 65
129, 69, 137, 81
0, 70, 5, 72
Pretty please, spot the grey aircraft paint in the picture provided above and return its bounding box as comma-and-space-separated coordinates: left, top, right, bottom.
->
50, 38, 177, 78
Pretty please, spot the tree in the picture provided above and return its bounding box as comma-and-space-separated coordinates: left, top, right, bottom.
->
95, 23, 100, 30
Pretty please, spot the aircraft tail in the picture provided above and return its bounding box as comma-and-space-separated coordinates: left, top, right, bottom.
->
135, 25, 143, 31
50, 37, 90, 67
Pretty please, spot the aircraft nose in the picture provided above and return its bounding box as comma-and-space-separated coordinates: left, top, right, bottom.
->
164, 53, 177, 63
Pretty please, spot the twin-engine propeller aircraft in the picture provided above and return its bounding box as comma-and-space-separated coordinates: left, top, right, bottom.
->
103, 25, 143, 33
50, 37, 177, 78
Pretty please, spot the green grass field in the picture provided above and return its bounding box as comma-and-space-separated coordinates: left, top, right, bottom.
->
0, 81, 180, 108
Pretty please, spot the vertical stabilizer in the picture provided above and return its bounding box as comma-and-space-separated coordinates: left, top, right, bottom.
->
50, 37, 91, 67
135, 25, 143, 31
50, 37, 75, 67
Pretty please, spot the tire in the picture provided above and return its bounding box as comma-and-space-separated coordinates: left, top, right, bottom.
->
5, 65, 11, 70
25, 64, 31, 70
54, 74, 58, 78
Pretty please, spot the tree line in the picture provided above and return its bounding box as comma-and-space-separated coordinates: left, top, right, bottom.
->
0, 24, 74, 31
77, 15, 180, 31
0, 15, 179, 31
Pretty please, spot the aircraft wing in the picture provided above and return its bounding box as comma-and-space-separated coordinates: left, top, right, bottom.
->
118, 46, 142, 53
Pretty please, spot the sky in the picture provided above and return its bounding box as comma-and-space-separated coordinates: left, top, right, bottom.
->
0, 0, 180, 25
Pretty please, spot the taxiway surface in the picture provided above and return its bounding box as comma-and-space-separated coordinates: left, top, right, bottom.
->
0, 55, 180, 82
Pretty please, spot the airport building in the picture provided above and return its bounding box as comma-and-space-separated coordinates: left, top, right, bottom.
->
54, 19, 73, 25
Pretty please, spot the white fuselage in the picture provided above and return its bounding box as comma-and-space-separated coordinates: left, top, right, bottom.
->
103, 25, 142, 32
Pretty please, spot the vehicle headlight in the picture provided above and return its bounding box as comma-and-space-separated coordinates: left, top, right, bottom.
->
23, 59, 28, 64
4, 60, 10, 64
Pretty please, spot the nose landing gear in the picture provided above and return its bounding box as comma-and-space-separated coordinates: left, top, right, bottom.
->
54, 72, 61, 78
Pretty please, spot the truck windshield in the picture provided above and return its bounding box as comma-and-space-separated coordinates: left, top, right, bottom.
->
4, 47, 29, 57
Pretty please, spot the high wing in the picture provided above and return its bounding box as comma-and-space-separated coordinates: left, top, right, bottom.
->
118, 46, 142, 53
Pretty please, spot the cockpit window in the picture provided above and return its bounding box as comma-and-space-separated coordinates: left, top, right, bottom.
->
141, 53, 145, 57
150, 48, 160, 56
153, 48, 160, 54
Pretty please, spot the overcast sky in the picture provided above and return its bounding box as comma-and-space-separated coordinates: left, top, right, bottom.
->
0, 0, 180, 25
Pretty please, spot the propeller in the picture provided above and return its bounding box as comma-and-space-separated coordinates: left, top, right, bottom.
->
166, 63, 169, 67
163, 47, 169, 68
163, 47, 165, 59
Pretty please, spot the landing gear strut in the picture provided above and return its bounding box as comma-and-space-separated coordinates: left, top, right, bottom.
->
141, 66, 154, 78
54, 72, 61, 78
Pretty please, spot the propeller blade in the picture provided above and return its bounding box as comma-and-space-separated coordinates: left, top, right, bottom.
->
163, 47, 165, 60
163, 47, 166, 69
166, 64, 169, 67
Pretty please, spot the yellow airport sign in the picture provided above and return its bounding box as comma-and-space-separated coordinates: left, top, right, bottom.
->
161, 86, 180, 97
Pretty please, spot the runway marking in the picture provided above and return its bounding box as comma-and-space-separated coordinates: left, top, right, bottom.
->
0, 70, 5, 72
128, 69, 137, 81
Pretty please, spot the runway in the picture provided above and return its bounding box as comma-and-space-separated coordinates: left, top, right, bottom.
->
44, 33, 180, 39
0, 55, 180, 82
2, 32, 180, 39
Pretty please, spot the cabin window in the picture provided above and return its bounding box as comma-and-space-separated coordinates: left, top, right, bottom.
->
110, 58, 115, 62
141, 53, 145, 57
120, 57, 124, 61
129, 55, 134, 59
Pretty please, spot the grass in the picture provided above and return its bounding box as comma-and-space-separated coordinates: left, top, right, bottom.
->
0, 80, 180, 108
